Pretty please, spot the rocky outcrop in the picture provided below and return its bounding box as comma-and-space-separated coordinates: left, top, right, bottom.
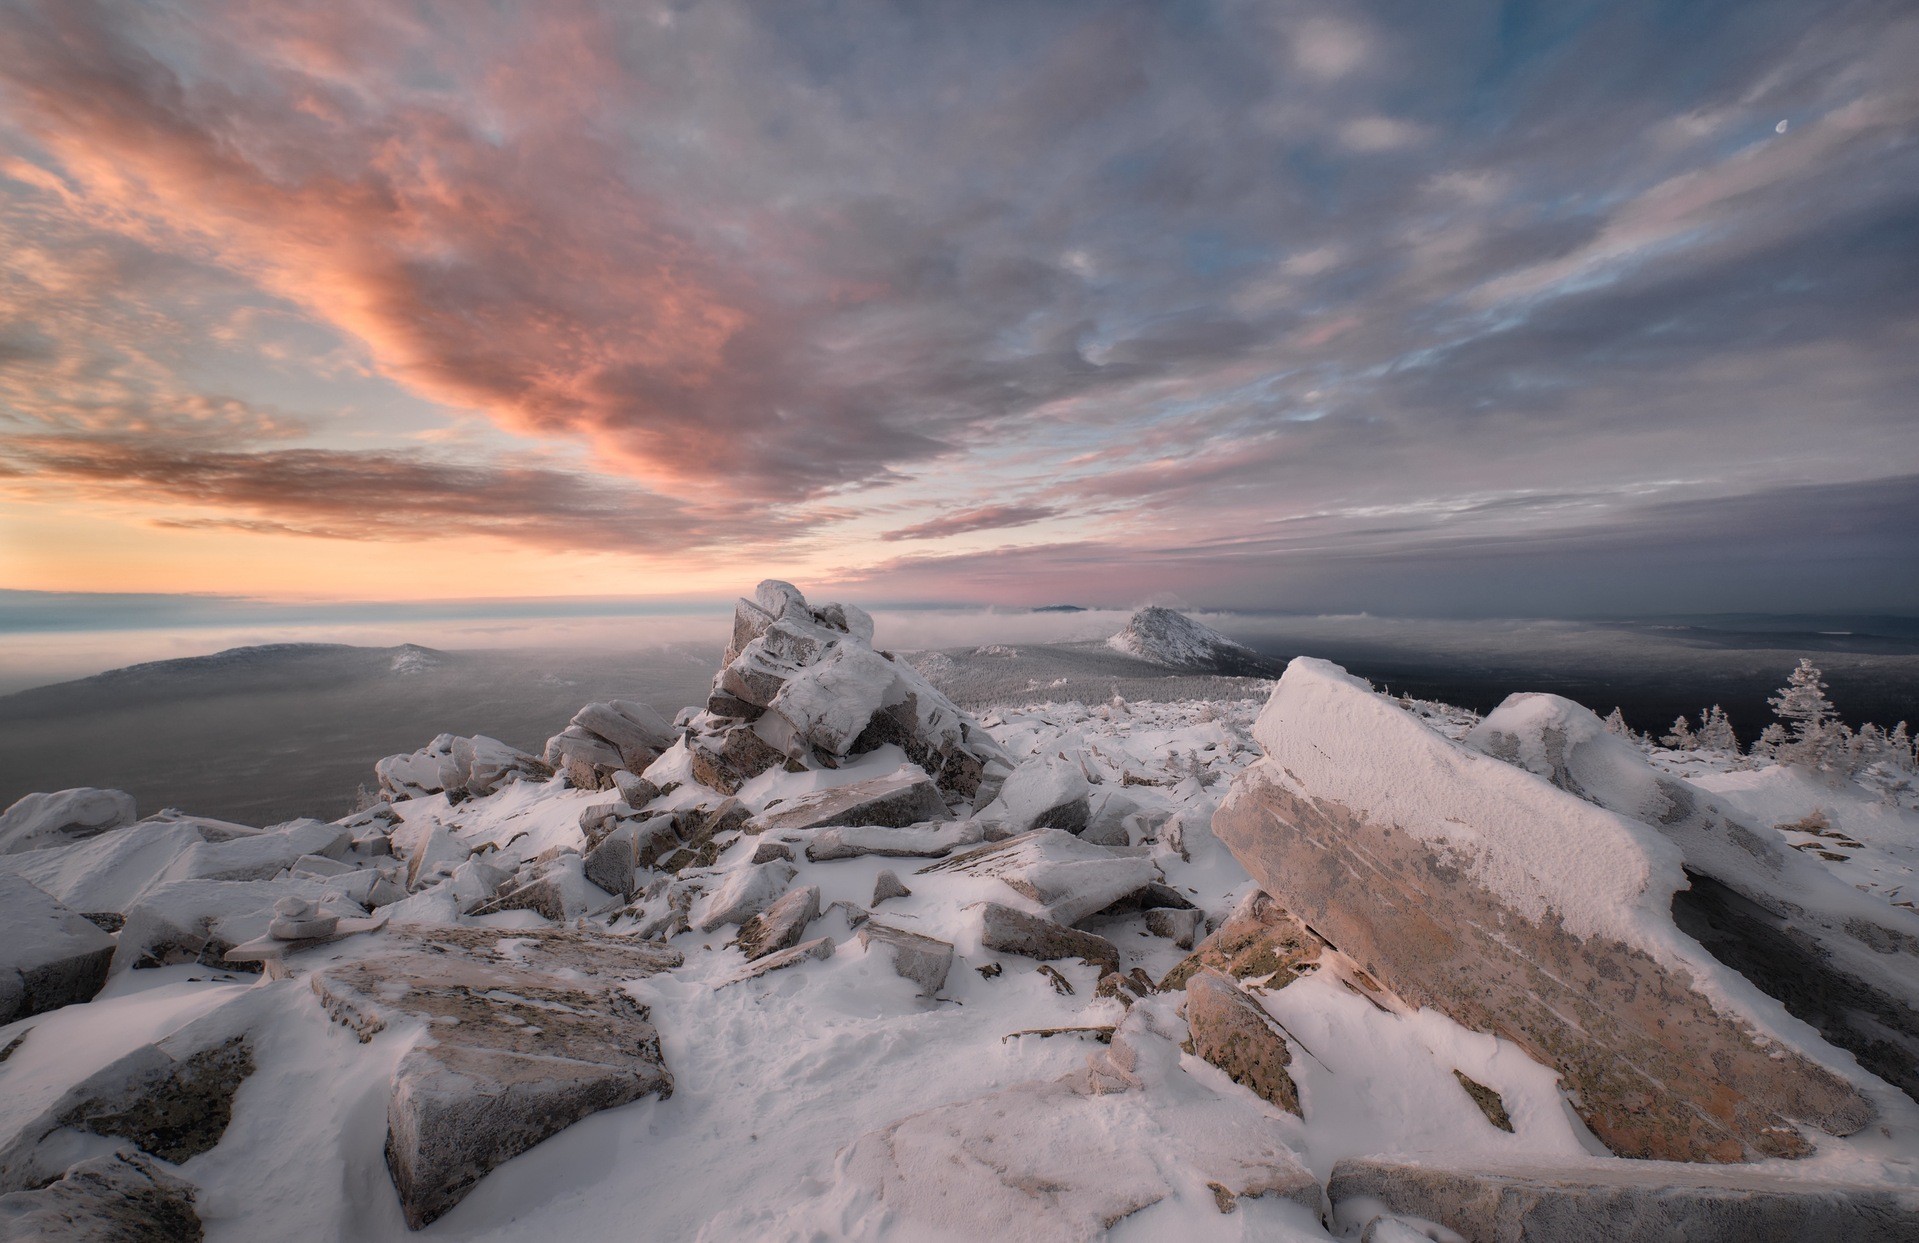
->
756, 768, 951, 835
0, 875, 115, 1024
298, 925, 678, 1230
1106, 607, 1275, 676
0, 788, 137, 855
1213, 658, 1874, 1162
376, 735, 551, 802
546, 701, 676, 791
1465, 692, 1919, 1106
0, 1152, 203, 1242
1181, 968, 1300, 1115
695, 581, 1010, 803
1327, 1159, 1919, 1242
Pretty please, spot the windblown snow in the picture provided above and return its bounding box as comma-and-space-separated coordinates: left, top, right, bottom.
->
1, 587, 1915, 1242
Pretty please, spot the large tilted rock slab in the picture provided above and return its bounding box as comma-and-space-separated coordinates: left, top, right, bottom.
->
0, 788, 137, 855
1327, 1159, 1919, 1243
0, 1152, 203, 1243
0, 875, 115, 1024
1465, 692, 1919, 1105
756, 769, 950, 835
1213, 658, 1873, 1163
297, 925, 679, 1230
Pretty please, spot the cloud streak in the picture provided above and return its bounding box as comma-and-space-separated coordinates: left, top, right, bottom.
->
0, 0, 1913, 609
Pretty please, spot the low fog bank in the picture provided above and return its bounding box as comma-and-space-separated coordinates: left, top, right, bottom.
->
2, 604, 1914, 827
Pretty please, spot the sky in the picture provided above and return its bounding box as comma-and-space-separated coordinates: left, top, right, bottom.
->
0, 0, 1915, 616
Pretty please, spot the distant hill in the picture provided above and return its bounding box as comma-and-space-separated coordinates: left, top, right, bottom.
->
0, 641, 716, 825
1106, 608, 1279, 677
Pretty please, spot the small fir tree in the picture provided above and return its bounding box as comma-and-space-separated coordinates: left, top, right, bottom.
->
1768, 659, 1849, 770
1603, 707, 1631, 738
1696, 705, 1738, 754
1661, 716, 1697, 750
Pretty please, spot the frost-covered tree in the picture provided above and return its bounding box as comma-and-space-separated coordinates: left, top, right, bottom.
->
1603, 707, 1631, 737
1661, 716, 1697, 750
1696, 705, 1739, 754
1752, 723, 1788, 761
1767, 659, 1851, 770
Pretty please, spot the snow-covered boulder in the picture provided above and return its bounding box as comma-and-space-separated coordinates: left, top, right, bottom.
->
546, 701, 676, 791
1214, 657, 1874, 1162
113, 877, 345, 973
855, 921, 952, 996
0, 788, 137, 855
473, 854, 622, 923
0, 986, 280, 1193
0, 875, 115, 1024
693, 860, 798, 932
1466, 692, 1919, 1104
986, 755, 1092, 834
377, 733, 551, 802
0, 813, 330, 917
301, 925, 676, 1229
0, 1151, 202, 1240
702, 581, 1010, 802
927, 828, 1160, 925
1106, 607, 1274, 676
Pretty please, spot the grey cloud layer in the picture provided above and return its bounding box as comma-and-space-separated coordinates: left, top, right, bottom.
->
0, 0, 1913, 604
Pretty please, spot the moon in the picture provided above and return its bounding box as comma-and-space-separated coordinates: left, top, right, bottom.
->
1775, 119, 1789, 133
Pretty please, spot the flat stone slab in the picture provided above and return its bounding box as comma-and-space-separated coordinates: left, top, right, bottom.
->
298, 925, 679, 1229
926, 830, 1160, 925
0, 875, 115, 1025
1328, 1158, 1919, 1243
724, 935, 834, 986
756, 769, 950, 835
805, 820, 982, 862
977, 902, 1119, 974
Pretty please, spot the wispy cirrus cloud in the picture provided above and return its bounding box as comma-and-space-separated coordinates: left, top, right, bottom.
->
881, 503, 1060, 542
